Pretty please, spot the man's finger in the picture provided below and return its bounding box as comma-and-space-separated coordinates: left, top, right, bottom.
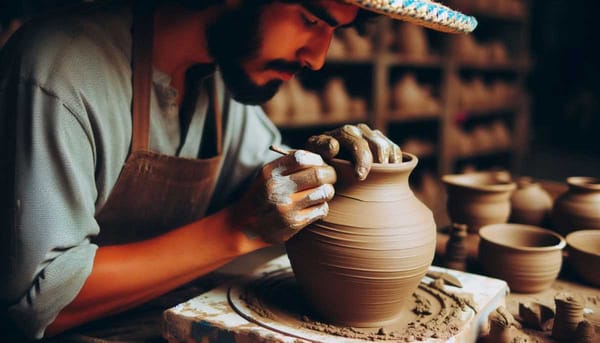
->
290, 184, 335, 210
358, 124, 391, 164
287, 165, 337, 192
263, 150, 325, 177
305, 135, 340, 160
286, 203, 329, 230
329, 125, 372, 180
375, 129, 402, 163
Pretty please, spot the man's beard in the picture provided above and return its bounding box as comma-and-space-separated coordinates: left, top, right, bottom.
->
206, 3, 300, 105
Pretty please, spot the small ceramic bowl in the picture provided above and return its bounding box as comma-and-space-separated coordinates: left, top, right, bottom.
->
478, 223, 566, 293
566, 230, 600, 286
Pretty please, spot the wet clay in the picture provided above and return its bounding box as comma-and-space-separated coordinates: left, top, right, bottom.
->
230, 269, 476, 342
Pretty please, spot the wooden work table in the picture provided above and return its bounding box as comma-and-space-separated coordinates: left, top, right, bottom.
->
40, 180, 599, 342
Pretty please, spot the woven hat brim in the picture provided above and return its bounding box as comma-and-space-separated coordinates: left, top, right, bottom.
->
345, 0, 478, 33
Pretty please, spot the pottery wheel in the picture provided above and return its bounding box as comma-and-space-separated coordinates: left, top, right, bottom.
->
228, 268, 475, 342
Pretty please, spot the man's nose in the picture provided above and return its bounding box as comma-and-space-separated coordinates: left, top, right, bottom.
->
297, 32, 333, 71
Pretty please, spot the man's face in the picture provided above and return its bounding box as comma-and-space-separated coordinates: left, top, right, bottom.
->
207, 1, 358, 105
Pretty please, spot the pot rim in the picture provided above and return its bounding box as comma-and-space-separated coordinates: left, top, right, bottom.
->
479, 223, 566, 252
566, 176, 600, 190
566, 230, 600, 256
442, 171, 516, 192
330, 152, 418, 173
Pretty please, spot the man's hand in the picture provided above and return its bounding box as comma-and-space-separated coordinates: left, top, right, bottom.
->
235, 150, 336, 244
305, 123, 402, 180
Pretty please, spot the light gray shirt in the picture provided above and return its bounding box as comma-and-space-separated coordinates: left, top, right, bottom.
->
0, 2, 282, 339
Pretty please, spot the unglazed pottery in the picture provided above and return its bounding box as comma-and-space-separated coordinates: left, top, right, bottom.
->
442, 171, 516, 233
478, 223, 566, 293
510, 177, 553, 226
445, 223, 468, 271
552, 177, 600, 235
286, 153, 436, 327
552, 293, 585, 341
565, 230, 600, 286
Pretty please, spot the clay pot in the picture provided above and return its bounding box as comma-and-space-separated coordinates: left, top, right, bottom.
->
442, 171, 516, 233
286, 153, 436, 327
566, 230, 600, 286
552, 177, 600, 235
552, 293, 585, 341
510, 177, 553, 226
478, 223, 566, 293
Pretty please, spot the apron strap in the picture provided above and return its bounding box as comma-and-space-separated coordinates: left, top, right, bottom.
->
130, 1, 223, 155
205, 77, 223, 156
131, 1, 154, 152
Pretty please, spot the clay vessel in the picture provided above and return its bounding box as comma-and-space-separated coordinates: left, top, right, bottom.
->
442, 171, 516, 233
552, 293, 585, 341
444, 223, 468, 271
510, 177, 553, 226
478, 223, 566, 293
552, 177, 600, 235
286, 153, 436, 327
565, 230, 600, 286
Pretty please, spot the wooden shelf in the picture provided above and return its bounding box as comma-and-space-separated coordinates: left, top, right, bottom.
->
454, 146, 513, 160
387, 111, 441, 123
326, 56, 374, 64
270, 1, 531, 175
458, 59, 532, 72
275, 114, 369, 130
385, 54, 444, 68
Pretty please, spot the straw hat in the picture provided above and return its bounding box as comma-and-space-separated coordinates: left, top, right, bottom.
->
344, 0, 477, 33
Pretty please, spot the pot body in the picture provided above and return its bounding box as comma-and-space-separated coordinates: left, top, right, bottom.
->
510, 177, 553, 226
478, 224, 565, 293
285, 153, 436, 327
443, 172, 516, 233
552, 177, 600, 235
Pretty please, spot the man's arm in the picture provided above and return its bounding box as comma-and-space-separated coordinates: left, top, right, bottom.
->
46, 206, 268, 336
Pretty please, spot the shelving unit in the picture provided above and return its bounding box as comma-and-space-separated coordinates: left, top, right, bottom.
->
263, 0, 531, 177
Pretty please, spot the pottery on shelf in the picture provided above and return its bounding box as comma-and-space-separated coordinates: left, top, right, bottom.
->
442, 171, 516, 233
552, 177, 600, 235
565, 230, 600, 287
478, 223, 566, 293
322, 77, 351, 120
510, 177, 553, 226
395, 22, 429, 58
286, 153, 436, 327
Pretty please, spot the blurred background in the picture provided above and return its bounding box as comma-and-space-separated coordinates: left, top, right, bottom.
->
2, 0, 599, 209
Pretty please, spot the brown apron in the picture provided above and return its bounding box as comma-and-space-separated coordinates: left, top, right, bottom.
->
94, 4, 223, 246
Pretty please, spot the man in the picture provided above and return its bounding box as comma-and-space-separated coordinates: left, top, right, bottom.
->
0, 0, 476, 339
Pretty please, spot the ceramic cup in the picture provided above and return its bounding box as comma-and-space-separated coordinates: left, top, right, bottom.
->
478, 223, 566, 293
565, 230, 600, 287
442, 171, 516, 233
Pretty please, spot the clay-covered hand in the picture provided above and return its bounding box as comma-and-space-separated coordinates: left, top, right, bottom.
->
235, 150, 337, 244
305, 123, 402, 180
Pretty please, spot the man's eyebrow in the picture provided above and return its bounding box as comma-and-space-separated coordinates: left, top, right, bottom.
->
301, 3, 341, 28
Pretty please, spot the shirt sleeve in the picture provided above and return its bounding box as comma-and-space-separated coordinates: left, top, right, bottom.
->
0, 79, 99, 339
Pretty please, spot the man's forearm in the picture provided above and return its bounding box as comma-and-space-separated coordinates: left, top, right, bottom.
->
45, 206, 268, 337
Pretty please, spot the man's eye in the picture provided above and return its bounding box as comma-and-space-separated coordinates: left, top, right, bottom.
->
301, 13, 319, 27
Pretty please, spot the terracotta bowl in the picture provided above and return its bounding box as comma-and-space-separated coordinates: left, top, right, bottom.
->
442, 171, 516, 233
478, 223, 566, 293
565, 230, 600, 286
